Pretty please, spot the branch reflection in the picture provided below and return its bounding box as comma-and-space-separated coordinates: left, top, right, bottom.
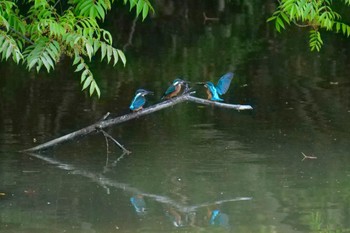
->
29, 152, 251, 230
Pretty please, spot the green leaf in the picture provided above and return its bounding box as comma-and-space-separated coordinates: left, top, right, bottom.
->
280, 12, 290, 25
129, 0, 137, 11
85, 43, 93, 60
276, 17, 285, 30
112, 49, 119, 66
93, 39, 101, 53
81, 69, 89, 83
142, 3, 149, 20
82, 76, 92, 90
28, 58, 38, 70
117, 49, 126, 66
136, 0, 144, 16
96, 3, 106, 20
1, 39, 9, 53
75, 63, 85, 72
336, 22, 341, 33
102, 30, 113, 44
107, 46, 112, 63
5, 45, 12, 60
43, 52, 54, 69
73, 54, 81, 66
266, 16, 276, 23
41, 54, 51, 72
342, 23, 347, 34
89, 80, 96, 96
95, 83, 101, 97
101, 42, 107, 61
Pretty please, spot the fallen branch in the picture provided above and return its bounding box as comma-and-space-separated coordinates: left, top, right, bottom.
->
21, 92, 253, 153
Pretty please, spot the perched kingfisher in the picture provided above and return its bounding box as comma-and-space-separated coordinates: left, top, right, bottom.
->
129, 89, 153, 112
202, 72, 234, 101
161, 78, 187, 100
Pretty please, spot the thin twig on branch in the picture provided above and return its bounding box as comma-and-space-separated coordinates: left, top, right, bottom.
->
123, 16, 138, 51
21, 92, 253, 153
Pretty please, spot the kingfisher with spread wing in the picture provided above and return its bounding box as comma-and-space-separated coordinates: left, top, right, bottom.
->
200, 72, 234, 101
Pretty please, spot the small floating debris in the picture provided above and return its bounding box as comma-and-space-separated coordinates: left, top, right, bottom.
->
22, 170, 40, 173
301, 152, 317, 161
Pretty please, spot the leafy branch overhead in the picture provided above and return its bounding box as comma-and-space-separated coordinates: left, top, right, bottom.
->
267, 0, 350, 51
0, 0, 153, 97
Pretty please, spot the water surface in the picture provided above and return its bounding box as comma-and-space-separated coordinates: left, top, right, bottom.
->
1, 1, 350, 232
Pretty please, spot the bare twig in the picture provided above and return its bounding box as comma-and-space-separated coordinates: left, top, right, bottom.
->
99, 129, 131, 154
3, 26, 35, 45
99, 112, 111, 122
301, 152, 317, 161
53, 0, 61, 8
292, 20, 310, 28
123, 16, 138, 51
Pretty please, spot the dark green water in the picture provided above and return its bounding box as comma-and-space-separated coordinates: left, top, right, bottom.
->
1, 1, 350, 233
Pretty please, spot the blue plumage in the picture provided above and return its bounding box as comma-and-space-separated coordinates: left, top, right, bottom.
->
130, 195, 146, 214
209, 209, 230, 229
204, 72, 234, 101
162, 78, 186, 99
129, 89, 153, 111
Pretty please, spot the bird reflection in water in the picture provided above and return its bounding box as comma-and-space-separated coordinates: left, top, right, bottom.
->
130, 194, 147, 215
208, 206, 231, 230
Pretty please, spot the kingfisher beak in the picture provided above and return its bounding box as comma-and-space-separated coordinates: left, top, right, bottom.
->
146, 91, 154, 95
195, 82, 206, 85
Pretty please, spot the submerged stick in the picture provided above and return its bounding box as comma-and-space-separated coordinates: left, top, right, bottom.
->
21, 93, 253, 153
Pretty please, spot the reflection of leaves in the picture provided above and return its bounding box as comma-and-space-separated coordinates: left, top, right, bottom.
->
308, 211, 348, 233
310, 212, 322, 231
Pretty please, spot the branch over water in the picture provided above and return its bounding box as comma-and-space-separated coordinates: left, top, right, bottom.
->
21, 92, 253, 153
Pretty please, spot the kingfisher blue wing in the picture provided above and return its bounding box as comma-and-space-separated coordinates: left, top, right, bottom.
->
210, 209, 220, 225
129, 95, 146, 111
164, 85, 176, 96
206, 82, 224, 101
131, 96, 146, 109
130, 195, 146, 214
216, 72, 234, 95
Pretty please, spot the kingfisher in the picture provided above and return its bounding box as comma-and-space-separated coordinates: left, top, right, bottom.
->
201, 72, 234, 101
161, 78, 187, 100
129, 89, 153, 112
